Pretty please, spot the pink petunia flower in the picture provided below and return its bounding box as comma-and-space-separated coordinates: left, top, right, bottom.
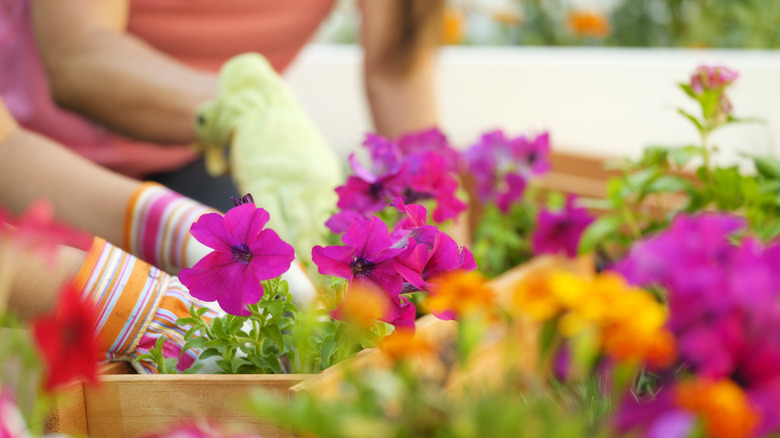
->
463, 130, 550, 213
531, 195, 594, 258
312, 216, 406, 298
179, 203, 295, 316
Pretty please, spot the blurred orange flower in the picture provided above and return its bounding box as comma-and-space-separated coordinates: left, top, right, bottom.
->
427, 270, 494, 320
441, 7, 465, 45
567, 10, 611, 39
331, 284, 391, 330
675, 378, 760, 438
380, 328, 433, 362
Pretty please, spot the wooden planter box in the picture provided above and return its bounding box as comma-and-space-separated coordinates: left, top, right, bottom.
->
46, 362, 313, 437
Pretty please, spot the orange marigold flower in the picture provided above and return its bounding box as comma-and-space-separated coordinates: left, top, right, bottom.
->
427, 270, 494, 320
675, 378, 760, 438
381, 328, 433, 362
441, 7, 465, 45
331, 284, 390, 330
567, 10, 611, 39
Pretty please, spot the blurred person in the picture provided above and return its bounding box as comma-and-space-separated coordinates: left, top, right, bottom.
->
0, 0, 445, 258
0, 96, 313, 373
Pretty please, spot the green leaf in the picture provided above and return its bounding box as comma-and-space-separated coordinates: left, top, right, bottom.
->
678, 83, 696, 98
262, 325, 286, 352
182, 363, 204, 374
199, 348, 221, 360
182, 336, 206, 354
196, 307, 211, 317
204, 339, 231, 349
265, 299, 284, 320
678, 108, 704, 133
578, 215, 623, 253
212, 317, 228, 339
753, 156, 780, 179
163, 358, 179, 374
231, 357, 254, 374
669, 145, 703, 167
175, 317, 198, 326
644, 175, 695, 194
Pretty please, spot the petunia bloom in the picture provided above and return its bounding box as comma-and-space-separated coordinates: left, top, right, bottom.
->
33, 283, 101, 393
312, 216, 406, 297
463, 130, 550, 213
179, 203, 295, 316
532, 195, 594, 257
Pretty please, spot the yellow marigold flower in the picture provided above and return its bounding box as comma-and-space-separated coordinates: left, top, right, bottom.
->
511, 269, 568, 321
675, 378, 760, 438
428, 271, 494, 319
441, 7, 465, 45
567, 9, 611, 39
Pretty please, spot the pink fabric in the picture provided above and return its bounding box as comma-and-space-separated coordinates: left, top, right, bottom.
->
0, 0, 335, 177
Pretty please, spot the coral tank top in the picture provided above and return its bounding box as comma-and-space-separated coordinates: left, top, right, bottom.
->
0, 0, 335, 177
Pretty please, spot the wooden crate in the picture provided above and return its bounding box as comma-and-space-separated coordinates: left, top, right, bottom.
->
46, 362, 314, 437
291, 254, 594, 399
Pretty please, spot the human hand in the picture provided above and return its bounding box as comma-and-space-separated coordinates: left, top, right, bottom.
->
193, 53, 343, 260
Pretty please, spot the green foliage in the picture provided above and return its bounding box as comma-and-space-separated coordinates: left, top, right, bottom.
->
140, 278, 379, 375
582, 76, 780, 259
471, 197, 537, 278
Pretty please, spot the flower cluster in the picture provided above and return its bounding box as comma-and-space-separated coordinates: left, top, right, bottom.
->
614, 213, 780, 436
313, 201, 476, 328
331, 128, 466, 229
512, 268, 675, 369
463, 130, 550, 213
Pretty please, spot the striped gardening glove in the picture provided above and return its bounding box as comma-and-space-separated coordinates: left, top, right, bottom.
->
192, 53, 342, 262
73, 237, 217, 373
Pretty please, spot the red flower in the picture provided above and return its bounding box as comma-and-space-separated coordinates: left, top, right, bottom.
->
0, 199, 92, 264
33, 283, 101, 393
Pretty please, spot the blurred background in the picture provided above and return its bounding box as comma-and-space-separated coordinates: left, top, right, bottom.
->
285, 0, 780, 165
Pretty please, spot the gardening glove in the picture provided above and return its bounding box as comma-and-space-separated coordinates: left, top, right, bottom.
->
124, 182, 317, 307
73, 237, 218, 374
193, 53, 342, 261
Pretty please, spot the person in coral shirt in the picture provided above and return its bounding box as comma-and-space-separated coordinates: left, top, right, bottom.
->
0, 0, 444, 212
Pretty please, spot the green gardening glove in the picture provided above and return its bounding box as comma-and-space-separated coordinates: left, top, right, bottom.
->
193, 53, 342, 261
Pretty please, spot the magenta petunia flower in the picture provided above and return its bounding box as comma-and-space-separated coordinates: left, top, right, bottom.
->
396, 127, 460, 172
531, 195, 594, 258
402, 151, 467, 222
325, 210, 368, 235
463, 130, 550, 213
179, 203, 295, 316
394, 231, 476, 293
312, 216, 406, 297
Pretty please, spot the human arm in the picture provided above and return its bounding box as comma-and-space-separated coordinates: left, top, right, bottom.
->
359, 0, 443, 138
30, 0, 217, 144
0, 99, 138, 247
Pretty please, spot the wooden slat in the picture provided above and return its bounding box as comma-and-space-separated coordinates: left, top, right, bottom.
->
44, 381, 88, 436
83, 374, 312, 438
